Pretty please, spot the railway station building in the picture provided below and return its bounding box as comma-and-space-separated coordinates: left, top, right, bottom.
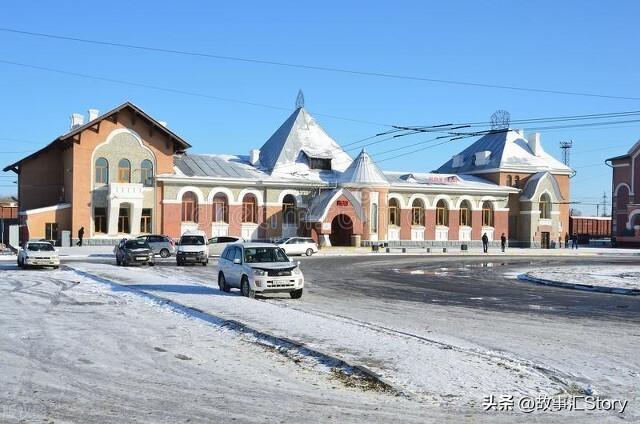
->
3, 99, 573, 248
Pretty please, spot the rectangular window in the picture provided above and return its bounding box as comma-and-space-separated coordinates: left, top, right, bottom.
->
118, 168, 130, 183
141, 168, 153, 187
308, 157, 332, 170
243, 202, 256, 223
95, 166, 108, 184
412, 207, 424, 226
370, 204, 378, 234
212, 201, 227, 223
45, 223, 58, 241
482, 208, 493, 226
141, 208, 152, 234
389, 205, 399, 226
118, 207, 130, 233
459, 209, 470, 226
94, 208, 107, 233
436, 207, 448, 226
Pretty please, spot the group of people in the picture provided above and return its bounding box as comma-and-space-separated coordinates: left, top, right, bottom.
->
481, 232, 507, 254
564, 232, 579, 249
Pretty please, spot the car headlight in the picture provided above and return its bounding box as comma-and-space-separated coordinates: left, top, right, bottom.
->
292, 267, 302, 276
252, 268, 267, 276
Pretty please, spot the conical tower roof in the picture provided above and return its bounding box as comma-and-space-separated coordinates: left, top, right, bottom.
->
258, 106, 352, 173
339, 148, 389, 186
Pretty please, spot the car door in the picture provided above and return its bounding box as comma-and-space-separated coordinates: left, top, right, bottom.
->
228, 246, 244, 287
208, 237, 218, 256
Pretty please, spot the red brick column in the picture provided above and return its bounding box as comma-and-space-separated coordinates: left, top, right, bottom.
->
197, 204, 211, 236
162, 203, 181, 239
425, 209, 436, 240
448, 210, 460, 240
227, 204, 242, 237
471, 210, 482, 240
494, 210, 509, 240
400, 209, 412, 240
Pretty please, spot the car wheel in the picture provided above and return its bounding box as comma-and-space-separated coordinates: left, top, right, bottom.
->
160, 249, 170, 258
53, 266, 59, 270
202, 259, 208, 266
218, 272, 231, 293
148, 262, 155, 266
290, 289, 303, 299
240, 277, 251, 298
305, 248, 314, 256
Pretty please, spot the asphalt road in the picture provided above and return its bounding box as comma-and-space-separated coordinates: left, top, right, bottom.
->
65, 253, 640, 321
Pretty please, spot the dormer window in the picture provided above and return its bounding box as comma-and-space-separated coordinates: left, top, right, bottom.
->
308, 157, 331, 170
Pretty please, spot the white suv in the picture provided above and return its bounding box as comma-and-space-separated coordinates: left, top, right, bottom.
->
217, 243, 304, 299
276, 237, 318, 256
176, 230, 209, 266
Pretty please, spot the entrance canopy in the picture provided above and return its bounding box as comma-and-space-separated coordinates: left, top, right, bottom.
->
305, 188, 364, 224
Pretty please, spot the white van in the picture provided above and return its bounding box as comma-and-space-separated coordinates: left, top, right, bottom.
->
176, 230, 209, 266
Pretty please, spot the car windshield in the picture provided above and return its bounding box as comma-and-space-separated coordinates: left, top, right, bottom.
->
244, 247, 289, 263
27, 243, 54, 251
180, 236, 204, 245
125, 240, 149, 249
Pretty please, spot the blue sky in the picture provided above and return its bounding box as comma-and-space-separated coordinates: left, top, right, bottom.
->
1, 1, 639, 214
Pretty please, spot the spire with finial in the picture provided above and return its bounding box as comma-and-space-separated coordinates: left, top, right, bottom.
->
295, 89, 305, 109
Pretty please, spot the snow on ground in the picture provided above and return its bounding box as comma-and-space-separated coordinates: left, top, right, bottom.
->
67, 262, 577, 407
0, 265, 440, 423
526, 265, 640, 291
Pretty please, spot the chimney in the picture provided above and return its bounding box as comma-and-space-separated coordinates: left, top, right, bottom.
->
70, 113, 84, 129
88, 108, 99, 122
249, 149, 261, 166
527, 132, 543, 156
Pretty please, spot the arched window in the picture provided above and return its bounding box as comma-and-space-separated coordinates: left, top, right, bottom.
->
212, 194, 228, 223
411, 199, 425, 226
95, 157, 109, 184
482, 201, 494, 227
539, 193, 551, 219
370, 203, 378, 234
616, 185, 629, 211
459, 200, 472, 226
140, 160, 153, 187
242, 194, 258, 223
506, 175, 512, 187
118, 159, 131, 183
388, 198, 401, 226
282, 194, 297, 224
436, 199, 449, 226
181, 192, 198, 222
514, 175, 520, 188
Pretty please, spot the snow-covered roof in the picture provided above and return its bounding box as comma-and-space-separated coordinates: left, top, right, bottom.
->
338, 148, 389, 186
437, 130, 573, 175
520, 171, 564, 201
384, 171, 515, 192
258, 107, 353, 174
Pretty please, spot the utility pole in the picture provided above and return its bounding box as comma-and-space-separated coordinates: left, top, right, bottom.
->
601, 191, 608, 217
560, 140, 573, 166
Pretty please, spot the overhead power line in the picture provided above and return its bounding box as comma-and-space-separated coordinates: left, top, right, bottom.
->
2, 27, 640, 101
0, 59, 389, 128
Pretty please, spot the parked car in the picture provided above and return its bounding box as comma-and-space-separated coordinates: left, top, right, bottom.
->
17, 240, 60, 269
176, 230, 209, 266
115, 238, 155, 266
217, 242, 304, 299
208, 236, 242, 256
276, 237, 318, 256
136, 234, 176, 258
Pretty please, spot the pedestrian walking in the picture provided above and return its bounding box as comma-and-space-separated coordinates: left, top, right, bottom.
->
571, 232, 578, 249
76, 226, 84, 247
500, 233, 507, 253
482, 233, 489, 253
564, 232, 569, 249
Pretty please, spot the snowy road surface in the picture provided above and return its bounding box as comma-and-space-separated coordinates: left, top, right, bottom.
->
2, 255, 638, 422
526, 265, 640, 291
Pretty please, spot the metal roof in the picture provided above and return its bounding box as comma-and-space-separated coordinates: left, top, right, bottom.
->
258, 107, 352, 173
520, 171, 564, 201
339, 148, 389, 186
436, 129, 573, 175
174, 154, 268, 180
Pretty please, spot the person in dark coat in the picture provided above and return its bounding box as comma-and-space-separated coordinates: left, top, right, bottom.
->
500, 233, 507, 253
571, 232, 578, 249
564, 232, 569, 249
482, 233, 489, 253
77, 227, 85, 247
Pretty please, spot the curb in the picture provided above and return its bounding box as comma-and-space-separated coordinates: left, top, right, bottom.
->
67, 266, 405, 397
517, 273, 640, 296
